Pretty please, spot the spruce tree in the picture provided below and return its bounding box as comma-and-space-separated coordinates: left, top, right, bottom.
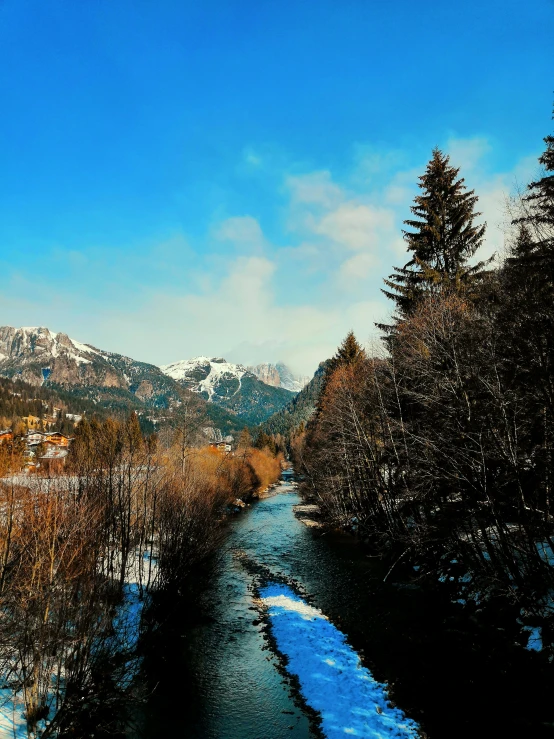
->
312, 332, 364, 420
382, 148, 487, 321
330, 331, 364, 370
505, 112, 554, 416
517, 108, 554, 248
498, 115, 554, 513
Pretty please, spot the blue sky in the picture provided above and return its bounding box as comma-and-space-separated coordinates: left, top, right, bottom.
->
0, 0, 553, 374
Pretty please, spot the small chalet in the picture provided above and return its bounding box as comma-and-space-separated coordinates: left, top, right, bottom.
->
44, 432, 71, 447
26, 431, 45, 446
209, 440, 232, 453
0, 429, 13, 445
39, 447, 68, 474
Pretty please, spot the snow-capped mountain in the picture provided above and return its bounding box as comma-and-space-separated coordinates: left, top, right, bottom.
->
0, 326, 117, 386
0, 328, 297, 429
248, 362, 310, 393
161, 357, 249, 399
0, 326, 189, 409
160, 356, 295, 423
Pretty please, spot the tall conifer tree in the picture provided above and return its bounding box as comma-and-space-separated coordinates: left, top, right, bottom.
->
331, 331, 364, 369
517, 108, 554, 248
505, 112, 554, 410
382, 149, 487, 322
312, 332, 364, 420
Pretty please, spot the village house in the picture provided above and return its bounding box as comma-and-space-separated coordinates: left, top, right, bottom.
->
0, 429, 13, 444
25, 431, 45, 446
24, 431, 73, 466
38, 446, 68, 474
44, 431, 71, 447
209, 440, 232, 454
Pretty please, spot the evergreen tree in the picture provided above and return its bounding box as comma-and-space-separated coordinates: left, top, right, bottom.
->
382, 148, 488, 321
313, 332, 364, 420
330, 331, 364, 370
517, 108, 554, 248
504, 113, 554, 422
508, 223, 535, 263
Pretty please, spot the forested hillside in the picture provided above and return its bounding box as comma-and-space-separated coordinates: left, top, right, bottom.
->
260, 360, 330, 436
0, 376, 98, 434
295, 115, 554, 641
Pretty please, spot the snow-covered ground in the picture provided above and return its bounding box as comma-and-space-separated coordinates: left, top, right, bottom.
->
0, 691, 28, 739
0, 551, 152, 739
259, 583, 420, 739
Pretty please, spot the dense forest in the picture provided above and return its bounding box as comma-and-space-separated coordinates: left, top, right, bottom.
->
0, 377, 94, 434
294, 113, 554, 641
260, 360, 329, 437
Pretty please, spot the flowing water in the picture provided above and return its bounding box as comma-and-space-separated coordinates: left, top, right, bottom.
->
135, 470, 554, 739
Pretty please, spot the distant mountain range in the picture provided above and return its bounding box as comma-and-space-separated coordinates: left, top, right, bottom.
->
160, 357, 296, 425
248, 362, 310, 393
0, 327, 305, 431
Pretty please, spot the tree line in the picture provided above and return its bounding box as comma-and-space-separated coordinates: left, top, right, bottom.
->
295, 112, 554, 633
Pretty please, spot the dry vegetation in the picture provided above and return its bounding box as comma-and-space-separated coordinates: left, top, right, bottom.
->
0, 414, 282, 737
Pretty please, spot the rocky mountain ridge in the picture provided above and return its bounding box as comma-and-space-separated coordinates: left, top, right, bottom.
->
0, 326, 181, 407
248, 362, 309, 393
161, 356, 249, 399
0, 327, 299, 430
160, 356, 296, 424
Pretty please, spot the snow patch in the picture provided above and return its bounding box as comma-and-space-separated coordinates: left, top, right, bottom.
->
259, 583, 419, 739
160, 357, 249, 400
69, 338, 101, 357
523, 626, 543, 652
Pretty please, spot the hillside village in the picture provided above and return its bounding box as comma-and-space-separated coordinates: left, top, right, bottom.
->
0, 329, 311, 479
0, 421, 73, 473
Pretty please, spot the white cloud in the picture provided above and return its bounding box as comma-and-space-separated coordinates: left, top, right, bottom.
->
338, 252, 378, 285
109, 143, 538, 373
83, 249, 392, 376
351, 145, 406, 185
315, 202, 395, 252
446, 136, 492, 172
1, 140, 539, 379
287, 170, 343, 208
383, 167, 420, 206
215, 215, 266, 252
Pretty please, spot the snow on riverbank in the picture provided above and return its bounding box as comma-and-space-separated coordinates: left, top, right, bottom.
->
259, 583, 420, 739
0, 692, 28, 739
0, 562, 149, 738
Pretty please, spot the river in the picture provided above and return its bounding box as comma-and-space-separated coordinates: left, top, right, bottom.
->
134, 469, 554, 739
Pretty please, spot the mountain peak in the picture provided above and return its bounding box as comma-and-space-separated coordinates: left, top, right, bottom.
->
0, 327, 299, 428
248, 362, 309, 393
160, 355, 295, 422
160, 357, 250, 399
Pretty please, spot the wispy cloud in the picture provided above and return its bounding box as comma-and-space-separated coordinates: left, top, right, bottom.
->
287, 170, 343, 208
0, 138, 539, 376
215, 215, 267, 253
